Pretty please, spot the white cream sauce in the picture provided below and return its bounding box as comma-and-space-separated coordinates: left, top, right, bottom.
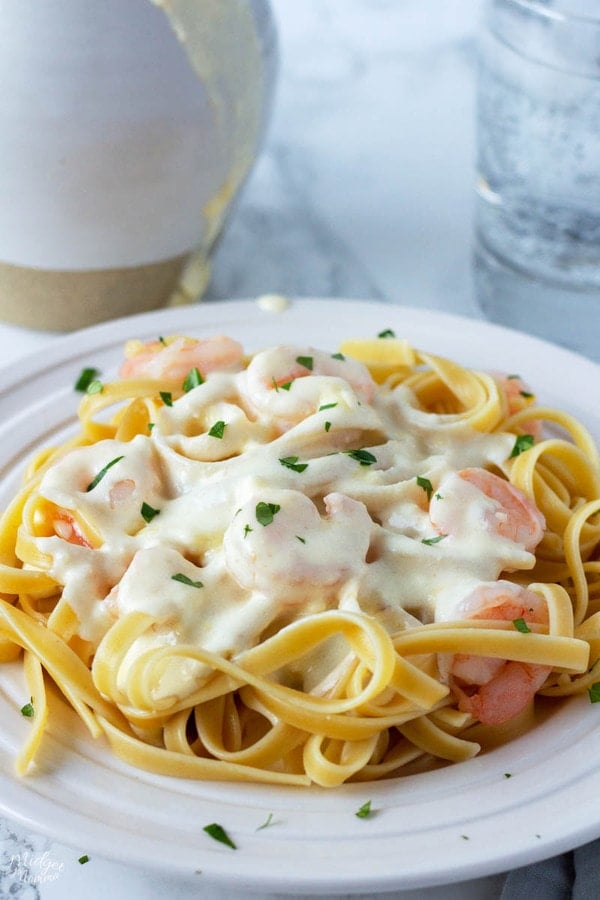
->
34, 344, 535, 703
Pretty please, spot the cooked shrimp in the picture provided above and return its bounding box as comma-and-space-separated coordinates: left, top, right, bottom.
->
52, 509, 93, 548
223, 488, 372, 601
445, 581, 551, 726
430, 467, 545, 552
242, 345, 376, 428
119, 335, 244, 381
494, 372, 542, 440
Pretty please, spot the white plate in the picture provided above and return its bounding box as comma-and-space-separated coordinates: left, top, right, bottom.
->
1, 298, 599, 894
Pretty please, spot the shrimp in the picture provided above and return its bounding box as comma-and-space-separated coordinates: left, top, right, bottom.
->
223, 489, 372, 601
494, 372, 543, 440
52, 508, 93, 548
242, 345, 376, 429
430, 467, 545, 553
444, 581, 551, 726
119, 334, 244, 381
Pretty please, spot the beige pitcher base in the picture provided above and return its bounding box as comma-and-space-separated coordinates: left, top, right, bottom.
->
0, 254, 189, 332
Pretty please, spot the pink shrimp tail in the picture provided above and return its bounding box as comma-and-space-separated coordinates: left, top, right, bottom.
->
456, 661, 551, 726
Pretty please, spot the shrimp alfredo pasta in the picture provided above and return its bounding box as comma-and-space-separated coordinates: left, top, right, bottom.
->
1, 332, 599, 788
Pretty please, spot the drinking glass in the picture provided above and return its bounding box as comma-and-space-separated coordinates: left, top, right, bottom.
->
474, 0, 600, 360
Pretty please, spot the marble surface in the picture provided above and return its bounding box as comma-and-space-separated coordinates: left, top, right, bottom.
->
0, 1, 590, 897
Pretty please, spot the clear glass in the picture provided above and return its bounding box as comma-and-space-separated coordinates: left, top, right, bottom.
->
473, 0, 600, 360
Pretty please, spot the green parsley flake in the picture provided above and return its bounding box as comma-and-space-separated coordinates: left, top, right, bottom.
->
78, 855, 90, 865
255, 502, 281, 526
74, 367, 100, 392
86, 455, 124, 492
172, 573, 203, 588
140, 502, 160, 523
319, 402, 338, 411
422, 535, 446, 546
272, 377, 293, 392
256, 813, 275, 831
377, 328, 396, 338
182, 367, 204, 392
513, 617, 531, 633
324, 421, 332, 432
520, 390, 534, 399
416, 476, 433, 501
160, 391, 173, 407
20, 697, 34, 718
346, 449, 377, 466
588, 682, 600, 703
86, 379, 103, 395
510, 434, 535, 458
243, 524, 253, 538
504, 773, 512, 779
296, 355, 314, 371
355, 800, 373, 819
296, 535, 306, 543
208, 420, 226, 439
279, 456, 308, 473
203, 823, 236, 849
331, 352, 345, 361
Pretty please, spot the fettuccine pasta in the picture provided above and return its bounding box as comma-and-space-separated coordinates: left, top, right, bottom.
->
0, 331, 598, 787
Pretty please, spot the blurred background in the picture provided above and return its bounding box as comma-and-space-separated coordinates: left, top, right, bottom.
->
203, 0, 479, 317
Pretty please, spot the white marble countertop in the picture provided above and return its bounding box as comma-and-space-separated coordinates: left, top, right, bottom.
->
1, 1, 594, 898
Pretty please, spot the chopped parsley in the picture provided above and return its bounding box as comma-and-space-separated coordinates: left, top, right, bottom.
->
279, 456, 308, 473
588, 682, 600, 703
20, 697, 34, 718
296, 355, 314, 371
355, 800, 373, 819
140, 502, 160, 523
504, 773, 513, 779
203, 823, 236, 849
319, 402, 337, 411
296, 535, 306, 543
331, 352, 345, 361
324, 421, 332, 432
377, 328, 396, 338
78, 855, 90, 865
346, 449, 377, 466
208, 420, 226, 439
513, 617, 531, 633
160, 390, 173, 407
416, 475, 433, 501
510, 434, 535, 458
255, 502, 281, 526
182, 367, 204, 392
172, 573, 203, 588
256, 812, 275, 831
86, 379, 103, 395
422, 535, 446, 546
85, 455, 124, 492
272, 377, 293, 392
74, 367, 100, 392
243, 524, 253, 538
520, 390, 534, 399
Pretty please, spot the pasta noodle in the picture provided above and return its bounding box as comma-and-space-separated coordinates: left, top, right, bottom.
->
0, 332, 598, 787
